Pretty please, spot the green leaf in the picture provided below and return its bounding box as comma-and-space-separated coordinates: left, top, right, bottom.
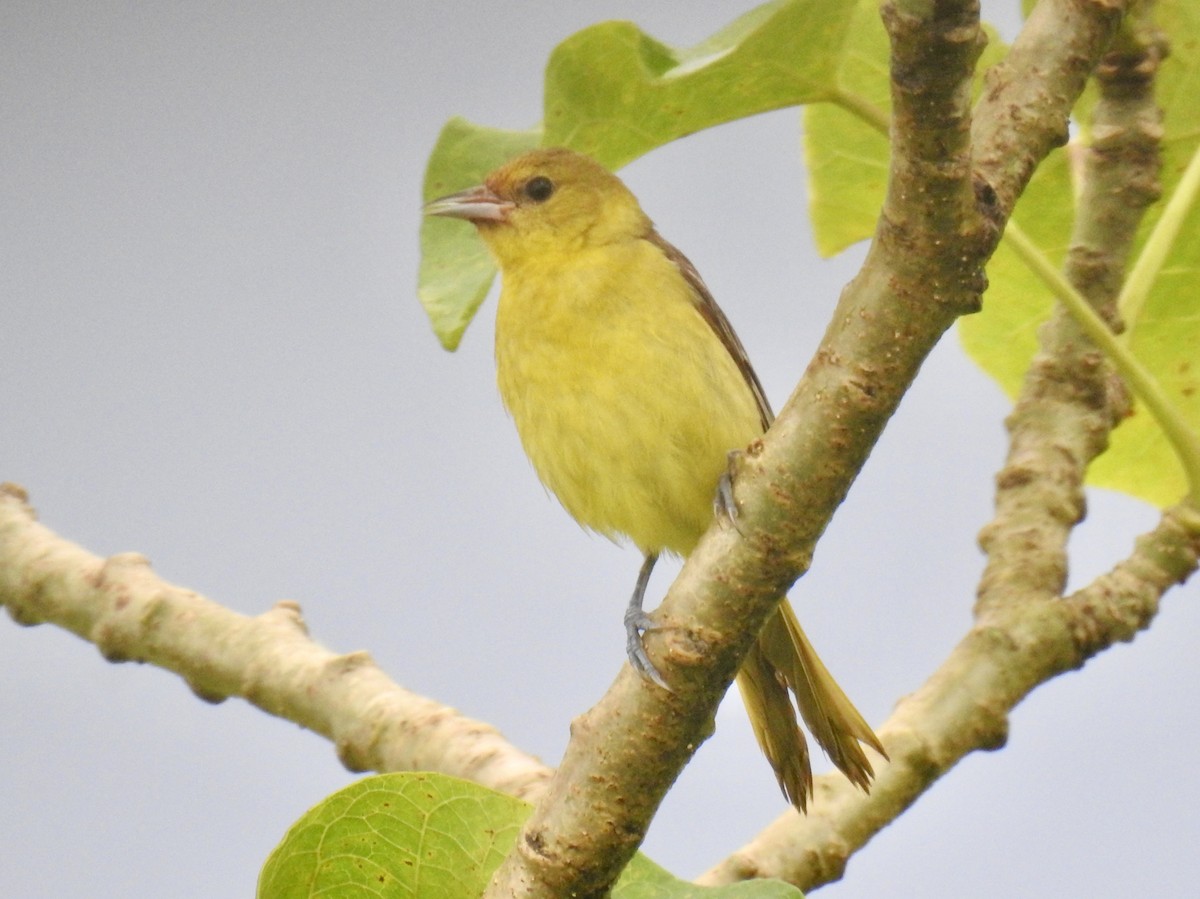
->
258, 772, 804, 898
961, 0, 1200, 507
806, 0, 1200, 508
956, 149, 1075, 394
802, 0, 891, 256
417, 120, 542, 350
1084, 1, 1200, 506
619, 855, 804, 899
257, 772, 521, 899
417, 0, 860, 349
541, 0, 856, 169
804, 0, 1009, 255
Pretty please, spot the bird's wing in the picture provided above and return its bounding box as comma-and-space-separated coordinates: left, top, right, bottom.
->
644, 228, 774, 430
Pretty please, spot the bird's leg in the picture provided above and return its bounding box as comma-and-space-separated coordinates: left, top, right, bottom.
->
714, 449, 747, 536
624, 552, 671, 690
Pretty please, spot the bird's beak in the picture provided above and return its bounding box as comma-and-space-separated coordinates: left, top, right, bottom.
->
424, 184, 513, 223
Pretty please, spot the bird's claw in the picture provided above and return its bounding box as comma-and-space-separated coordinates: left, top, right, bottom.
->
624, 606, 671, 691
714, 450, 747, 536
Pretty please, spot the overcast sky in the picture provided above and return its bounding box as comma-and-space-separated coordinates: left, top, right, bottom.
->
3, 2, 1196, 897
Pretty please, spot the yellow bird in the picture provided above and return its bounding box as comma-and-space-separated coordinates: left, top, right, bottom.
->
425, 147, 883, 809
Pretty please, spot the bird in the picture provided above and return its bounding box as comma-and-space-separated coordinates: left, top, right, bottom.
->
424, 147, 884, 809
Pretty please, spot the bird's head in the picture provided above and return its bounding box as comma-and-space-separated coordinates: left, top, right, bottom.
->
424, 148, 650, 267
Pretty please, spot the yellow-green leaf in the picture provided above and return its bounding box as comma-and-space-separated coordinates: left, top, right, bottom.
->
541, 0, 855, 169
804, 0, 1008, 255
956, 149, 1076, 393
961, 0, 1200, 507
802, 0, 891, 256
417, 120, 541, 350
807, 0, 1200, 508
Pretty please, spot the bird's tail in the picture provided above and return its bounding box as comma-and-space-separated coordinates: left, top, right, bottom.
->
735, 599, 885, 811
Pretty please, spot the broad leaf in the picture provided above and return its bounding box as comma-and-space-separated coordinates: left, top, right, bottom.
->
804, 0, 1008, 254
417, 121, 542, 351
806, 0, 1200, 508
962, 0, 1200, 507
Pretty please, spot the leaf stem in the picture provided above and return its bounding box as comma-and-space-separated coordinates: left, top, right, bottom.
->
1117, 140, 1200, 330
1004, 219, 1200, 503
832, 88, 889, 135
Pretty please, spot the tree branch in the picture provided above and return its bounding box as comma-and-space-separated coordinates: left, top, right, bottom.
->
0, 482, 551, 802
971, 0, 1127, 216
701, 502, 1200, 890
977, 2, 1164, 618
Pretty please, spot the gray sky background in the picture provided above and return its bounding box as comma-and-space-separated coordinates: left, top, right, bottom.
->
3, 2, 1196, 897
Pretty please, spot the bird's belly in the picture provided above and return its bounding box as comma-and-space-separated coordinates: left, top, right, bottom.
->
496, 283, 761, 556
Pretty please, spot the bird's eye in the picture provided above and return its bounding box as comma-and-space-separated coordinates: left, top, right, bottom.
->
523, 176, 554, 203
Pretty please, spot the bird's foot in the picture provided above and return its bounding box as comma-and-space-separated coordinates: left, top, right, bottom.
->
624, 605, 671, 691
714, 450, 747, 536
